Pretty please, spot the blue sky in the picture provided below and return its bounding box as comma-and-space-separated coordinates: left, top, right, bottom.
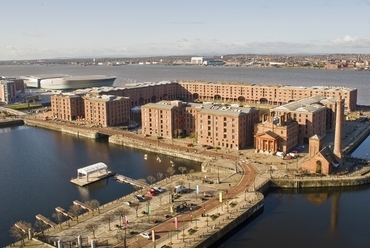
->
1, 0, 370, 60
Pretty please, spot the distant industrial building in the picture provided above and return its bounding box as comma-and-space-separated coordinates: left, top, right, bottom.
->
190, 57, 225, 66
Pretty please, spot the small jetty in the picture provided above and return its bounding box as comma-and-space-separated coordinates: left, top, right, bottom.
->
36, 214, 57, 228
55, 207, 74, 219
14, 222, 30, 232
73, 200, 93, 212
113, 174, 149, 188
70, 162, 114, 186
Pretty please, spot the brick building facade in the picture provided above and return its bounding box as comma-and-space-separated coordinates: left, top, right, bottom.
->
51, 93, 85, 121
83, 95, 130, 127
176, 81, 357, 111
141, 101, 259, 150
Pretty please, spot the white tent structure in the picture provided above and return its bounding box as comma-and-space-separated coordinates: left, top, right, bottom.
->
77, 162, 108, 182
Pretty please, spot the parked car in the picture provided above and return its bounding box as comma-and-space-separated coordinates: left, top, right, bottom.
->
147, 189, 156, 196
140, 231, 152, 239
153, 186, 165, 193
174, 185, 186, 193
124, 201, 132, 206
203, 192, 212, 197
137, 194, 145, 201
150, 187, 159, 193
133, 195, 141, 202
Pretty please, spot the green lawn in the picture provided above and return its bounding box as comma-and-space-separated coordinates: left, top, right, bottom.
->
7, 103, 42, 110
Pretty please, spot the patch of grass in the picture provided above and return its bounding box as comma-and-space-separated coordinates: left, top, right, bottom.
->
8, 103, 42, 110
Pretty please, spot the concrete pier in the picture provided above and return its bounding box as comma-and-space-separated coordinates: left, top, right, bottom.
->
70, 170, 114, 186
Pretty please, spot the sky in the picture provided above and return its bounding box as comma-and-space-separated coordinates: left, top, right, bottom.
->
1, 0, 370, 60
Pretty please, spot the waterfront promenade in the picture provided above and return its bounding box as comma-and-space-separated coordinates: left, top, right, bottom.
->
4, 112, 370, 247
8, 160, 263, 248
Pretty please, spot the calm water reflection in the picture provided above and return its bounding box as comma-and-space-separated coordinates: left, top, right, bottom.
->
0, 126, 200, 246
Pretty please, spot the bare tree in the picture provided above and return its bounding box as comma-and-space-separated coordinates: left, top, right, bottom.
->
34, 219, 48, 236
69, 204, 82, 223
114, 207, 130, 226
86, 199, 100, 216
178, 166, 187, 176
86, 222, 99, 239
177, 179, 185, 187
157, 172, 164, 182
10, 221, 31, 246
134, 203, 141, 218
147, 175, 156, 186
101, 212, 115, 231
167, 184, 175, 204
52, 211, 64, 230
167, 167, 175, 180
188, 169, 195, 180
137, 178, 147, 194
158, 193, 164, 206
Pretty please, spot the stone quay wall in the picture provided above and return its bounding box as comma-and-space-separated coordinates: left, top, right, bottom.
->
23, 119, 99, 139
271, 172, 370, 188
109, 134, 208, 163
0, 119, 24, 127
194, 195, 264, 248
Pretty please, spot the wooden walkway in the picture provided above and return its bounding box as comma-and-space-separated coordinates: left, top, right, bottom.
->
36, 214, 57, 228
55, 207, 74, 219
113, 174, 149, 188
73, 200, 93, 212
15, 222, 30, 232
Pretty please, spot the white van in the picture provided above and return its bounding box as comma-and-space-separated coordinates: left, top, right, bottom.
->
174, 185, 186, 193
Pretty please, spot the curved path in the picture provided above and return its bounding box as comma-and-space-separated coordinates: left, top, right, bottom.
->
117, 161, 258, 248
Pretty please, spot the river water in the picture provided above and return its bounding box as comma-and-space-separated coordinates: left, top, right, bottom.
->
1, 65, 370, 247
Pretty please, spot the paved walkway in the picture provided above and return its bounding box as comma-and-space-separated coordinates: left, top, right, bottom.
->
7, 116, 370, 247
116, 160, 259, 248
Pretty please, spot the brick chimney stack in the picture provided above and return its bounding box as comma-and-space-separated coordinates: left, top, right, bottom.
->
333, 97, 343, 166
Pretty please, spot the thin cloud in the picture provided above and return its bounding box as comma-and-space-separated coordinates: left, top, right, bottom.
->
2, 37, 370, 60
22, 32, 47, 38
164, 21, 205, 25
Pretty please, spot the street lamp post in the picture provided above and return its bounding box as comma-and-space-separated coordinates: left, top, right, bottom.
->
190, 207, 193, 223
296, 157, 299, 172
217, 167, 220, 184
124, 227, 127, 248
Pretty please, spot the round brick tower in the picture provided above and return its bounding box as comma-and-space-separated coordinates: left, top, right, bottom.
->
333, 97, 343, 166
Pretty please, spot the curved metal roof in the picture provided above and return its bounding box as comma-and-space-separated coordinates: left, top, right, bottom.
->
77, 162, 107, 175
